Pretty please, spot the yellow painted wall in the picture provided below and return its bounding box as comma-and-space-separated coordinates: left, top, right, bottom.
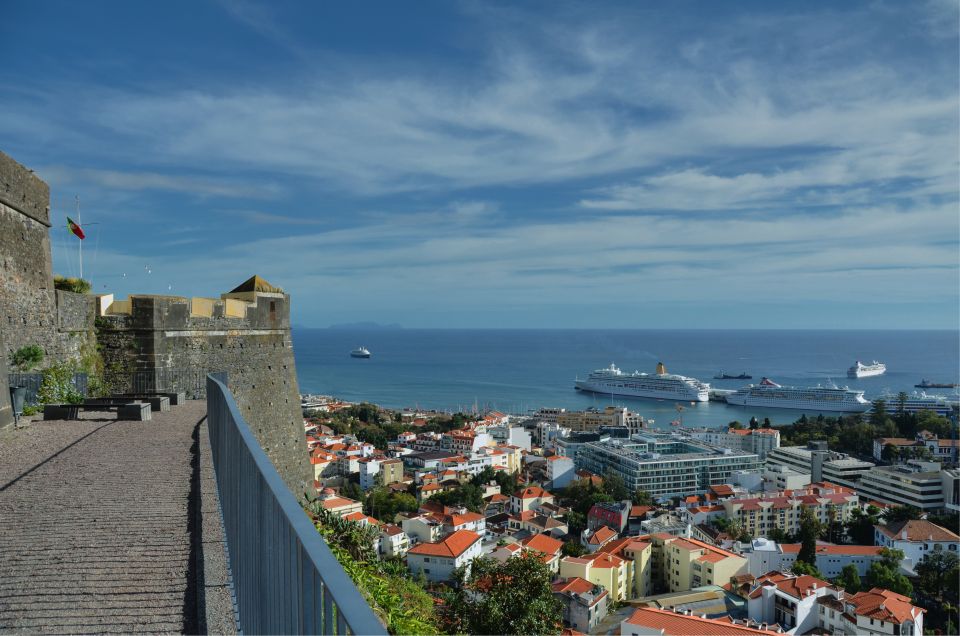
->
191, 297, 216, 317
224, 298, 248, 318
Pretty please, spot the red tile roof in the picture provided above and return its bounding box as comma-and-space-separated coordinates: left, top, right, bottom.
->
513, 486, 553, 499
624, 607, 782, 635
749, 571, 830, 600
588, 525, 617, 545
590, 552, 624, 569
876, 519, 960, 542
407, 529, 481, 558
847, 587, 924, 624
320, 496, 360, 510
553, 577, 595, 595
523, 533, 563, 555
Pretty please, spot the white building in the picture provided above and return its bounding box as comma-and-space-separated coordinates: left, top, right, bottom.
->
510, 486, 555, 514
747, 571, 830, 634
858, 461, 950, 511
690, 427, 781, 459
817, 586, 924, 636
358, 458, 382, 490
738, 539, 907, 579
401, 515, 443, 545
763, 464, 811, 492
766, 445, 875, 489
874, 519, 960, 567
379, 524, 410, 558
405, 529, 482, 582
488, 425, 532, 451
545, 455, 576, 489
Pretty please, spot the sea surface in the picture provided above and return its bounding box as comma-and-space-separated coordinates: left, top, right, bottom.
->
293, 329, 959, 430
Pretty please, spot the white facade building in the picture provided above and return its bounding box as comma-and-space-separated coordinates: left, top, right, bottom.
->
874, 519, 960, 568
545, 455, 576, 489
858, 461, 950, 511
405, 529, 482, 583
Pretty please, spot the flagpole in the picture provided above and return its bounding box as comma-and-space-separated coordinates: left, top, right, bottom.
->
76, 195, 82, 280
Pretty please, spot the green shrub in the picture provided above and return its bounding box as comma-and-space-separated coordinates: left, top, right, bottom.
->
10, 344, 44, 372
21, 405, 40, 416
53, 276, 91, 294
36, 363, 84, 405
306, 500, 439, 635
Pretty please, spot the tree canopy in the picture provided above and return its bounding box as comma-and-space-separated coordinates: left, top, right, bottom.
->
441, 553, 562, 635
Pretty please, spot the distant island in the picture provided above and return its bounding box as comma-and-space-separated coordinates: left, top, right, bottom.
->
327, 321, 403, 330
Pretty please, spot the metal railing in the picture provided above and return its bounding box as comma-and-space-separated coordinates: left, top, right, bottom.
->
132, 368, 211, 398
205, 373, 386, 635
8, 372, 87, 405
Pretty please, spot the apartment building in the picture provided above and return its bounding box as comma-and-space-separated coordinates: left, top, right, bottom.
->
379, 524, 410, 558
553, 577, 609, 634
576, 434, 762, 498
545, 455, 576, 489
690, 427, 781, 459
558, 552, 631, 602
766, 444, 874, 490
510, 486, 555, 514
556, 406, 646, 435
858, 461, 950, 511
721, 483, 859, 537
664, 538, 748, 593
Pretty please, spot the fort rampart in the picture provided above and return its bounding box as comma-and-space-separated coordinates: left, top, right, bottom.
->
0, 150, 310, 493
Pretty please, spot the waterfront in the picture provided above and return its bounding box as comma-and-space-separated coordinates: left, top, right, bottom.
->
293, 328, 958, 428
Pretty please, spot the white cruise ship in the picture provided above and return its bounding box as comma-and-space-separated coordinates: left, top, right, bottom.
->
847, 360, 886, 378
870, 393, 959, 417
575, 362, 709, 402
726, 378, 870, 413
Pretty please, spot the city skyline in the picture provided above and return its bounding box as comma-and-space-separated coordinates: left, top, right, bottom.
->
1, 1, 957, 328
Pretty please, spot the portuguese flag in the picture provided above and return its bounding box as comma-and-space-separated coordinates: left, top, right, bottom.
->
67, 217, 85, 240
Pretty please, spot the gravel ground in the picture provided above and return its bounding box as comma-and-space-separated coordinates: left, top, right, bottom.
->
0, 401, 207, 634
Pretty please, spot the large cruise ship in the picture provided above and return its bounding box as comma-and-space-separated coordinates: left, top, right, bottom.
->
847, 360, 886, 378
725, 378, 870, 412
870, 393, 959, 417
575, 362, 709, 402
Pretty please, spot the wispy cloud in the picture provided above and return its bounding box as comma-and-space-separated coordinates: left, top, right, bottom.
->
7, 1, 956, 327
41, 165, 283, 199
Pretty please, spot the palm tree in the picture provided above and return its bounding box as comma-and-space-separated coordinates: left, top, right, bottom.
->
896, 392, 908, 417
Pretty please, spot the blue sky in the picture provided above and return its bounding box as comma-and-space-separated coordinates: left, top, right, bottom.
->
1, 1, 957, 328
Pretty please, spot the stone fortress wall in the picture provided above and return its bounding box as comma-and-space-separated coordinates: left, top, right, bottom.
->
0, 150, 310, 494
0, 151, 98, 365
97, 281, 311, 492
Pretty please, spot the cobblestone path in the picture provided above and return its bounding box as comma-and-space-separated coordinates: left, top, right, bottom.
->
0, 401, 208, 634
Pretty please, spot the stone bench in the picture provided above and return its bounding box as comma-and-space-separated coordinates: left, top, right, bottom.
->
105, 395, 171, 412
118, 391, 186, 406
44, 401, 152, 421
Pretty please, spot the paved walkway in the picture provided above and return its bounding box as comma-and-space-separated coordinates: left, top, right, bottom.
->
0, 401, 209, 634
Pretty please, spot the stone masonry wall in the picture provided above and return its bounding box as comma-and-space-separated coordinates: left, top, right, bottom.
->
97, 292, 311, 494
0, 150, 309, 493
0, 151, 97, 366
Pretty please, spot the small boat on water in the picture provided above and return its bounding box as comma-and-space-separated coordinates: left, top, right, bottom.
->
350, 346, 371, 358
916, 379, 958, 389
714, 371, 752, 380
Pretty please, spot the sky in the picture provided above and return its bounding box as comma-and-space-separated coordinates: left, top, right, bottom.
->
1, 1, 958, 329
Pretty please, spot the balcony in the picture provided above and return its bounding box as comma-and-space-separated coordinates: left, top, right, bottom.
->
0, 372, 384, 634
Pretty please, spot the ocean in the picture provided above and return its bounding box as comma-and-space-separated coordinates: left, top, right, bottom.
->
292, 329, 959, 429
